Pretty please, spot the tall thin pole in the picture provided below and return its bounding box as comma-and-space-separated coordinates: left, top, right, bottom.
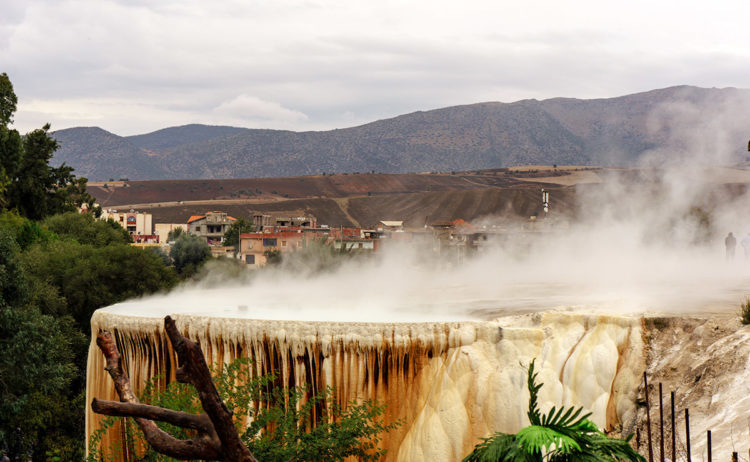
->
644, 372, 654, 462
685, 408, 691, 462
659, 383, 665, 462
670, 391, 676, 462
706, 430, 711, 462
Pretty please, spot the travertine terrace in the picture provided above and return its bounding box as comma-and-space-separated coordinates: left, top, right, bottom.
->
86, 305, 644, 461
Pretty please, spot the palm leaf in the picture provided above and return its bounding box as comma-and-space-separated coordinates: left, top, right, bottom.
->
526, 359, 543, 426
516, 425, 581, 455
461, 433, 538, 462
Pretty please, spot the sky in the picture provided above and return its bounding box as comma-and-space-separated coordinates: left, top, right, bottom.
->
2, 0, 749, 136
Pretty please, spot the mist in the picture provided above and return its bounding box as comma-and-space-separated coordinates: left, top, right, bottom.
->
104, 91, 750, 323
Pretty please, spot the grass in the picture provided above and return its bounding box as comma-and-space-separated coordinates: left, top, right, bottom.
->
740, 298, 750, 325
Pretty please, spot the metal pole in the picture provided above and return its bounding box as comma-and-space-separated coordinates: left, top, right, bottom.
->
659, 383, 665, 462
706, 430, 711, 461
685, 408, 691, 462
670, 391, 676, 462
645, 372, 654, 462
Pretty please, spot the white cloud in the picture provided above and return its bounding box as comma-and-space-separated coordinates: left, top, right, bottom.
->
213, 94, 308, 127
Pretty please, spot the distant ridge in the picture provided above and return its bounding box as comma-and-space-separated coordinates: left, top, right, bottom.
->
51, 86, 750, 180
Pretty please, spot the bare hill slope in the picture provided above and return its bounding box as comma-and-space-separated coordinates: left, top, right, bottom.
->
58, 86, 750, 181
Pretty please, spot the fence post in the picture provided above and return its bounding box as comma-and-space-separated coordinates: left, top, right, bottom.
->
659, 383, 665, 462
685, 408, 691, 462
670, 391, 675, 462
645, 372, 654, 462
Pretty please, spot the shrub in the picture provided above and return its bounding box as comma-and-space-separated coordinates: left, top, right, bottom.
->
740, 298, 750, 325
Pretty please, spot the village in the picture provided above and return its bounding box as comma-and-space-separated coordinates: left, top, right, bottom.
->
93, 207, 557, 267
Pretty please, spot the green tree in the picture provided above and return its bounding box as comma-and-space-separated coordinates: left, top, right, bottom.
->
222, 217, 253, 251
21, 240, 177, 332
0, 73, 94, 220
0, 211, 55, 250
0, 230, 80, 461
89, 358, 399, 462
462, 360, 644, 462
42, 212, 131, 247
166, 227, 184, 242
169, 232, 211, 276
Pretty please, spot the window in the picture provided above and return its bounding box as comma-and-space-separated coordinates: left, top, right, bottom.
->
245, 254, 255, 264
282, 241, 287, 247
262, 238, 277, 247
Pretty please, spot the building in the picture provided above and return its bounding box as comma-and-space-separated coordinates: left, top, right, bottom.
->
187, 211, 237, 245
378, 220, 404, 232
154, 223, 187, 243
252, 213, 317, 231
239, 230, 307, 266
101, 209, 154, 238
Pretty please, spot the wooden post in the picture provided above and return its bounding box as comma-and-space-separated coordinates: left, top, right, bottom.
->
659, 383, 665, 462
685, 408, 691, 462
707, 430, 711, 462
670, 391, 675, 462
645, 372, 654, 462
732, 451, 738, 462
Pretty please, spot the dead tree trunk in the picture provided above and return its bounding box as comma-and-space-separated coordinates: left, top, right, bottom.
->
91, 315, 258, 462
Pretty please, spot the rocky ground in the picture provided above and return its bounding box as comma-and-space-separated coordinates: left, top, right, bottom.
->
637, 313, 750, 462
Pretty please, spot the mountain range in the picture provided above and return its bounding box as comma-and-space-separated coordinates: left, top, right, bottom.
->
51, 86, 750, 181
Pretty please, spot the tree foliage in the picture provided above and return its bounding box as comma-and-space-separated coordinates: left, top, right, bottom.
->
462, 360, 645, 462
169, 232, 211, 276
0, 230, 80, 461
21, 240, 177, 331
222, 217, 253, 249
0, 73, 94, 220
42, 212, 131, 247
89, 358, 400, 462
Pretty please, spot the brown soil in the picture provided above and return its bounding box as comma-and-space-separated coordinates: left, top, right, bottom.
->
89, 170, 577, 226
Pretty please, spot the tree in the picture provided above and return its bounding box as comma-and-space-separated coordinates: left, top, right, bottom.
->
222, 218, 253, 252
0, 73, 94, 220
462, 360, 644, 462
169, 232, 211, 276
0, 230, 79, 461
166, 227, 185, 242
42, 212, 131, 247
20, 239, 177, 332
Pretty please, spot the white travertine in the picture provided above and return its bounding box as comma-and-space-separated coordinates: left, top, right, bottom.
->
86, 309, 644, 461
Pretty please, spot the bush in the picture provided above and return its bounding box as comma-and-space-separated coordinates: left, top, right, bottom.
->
169, 233, 211, 276
740, 298, 750, 325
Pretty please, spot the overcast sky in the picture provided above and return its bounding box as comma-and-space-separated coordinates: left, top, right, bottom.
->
3, 0, 749, 136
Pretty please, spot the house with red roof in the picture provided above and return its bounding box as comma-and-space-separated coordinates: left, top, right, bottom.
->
187, 211, 237, 246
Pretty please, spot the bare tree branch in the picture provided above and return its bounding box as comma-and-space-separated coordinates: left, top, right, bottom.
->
92, 318, 258, 461
91, 399, 213, 432
164, 315, 257, 462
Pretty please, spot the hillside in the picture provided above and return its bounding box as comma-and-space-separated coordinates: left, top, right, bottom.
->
55, 86, 750, 181
87, 168, 587, 226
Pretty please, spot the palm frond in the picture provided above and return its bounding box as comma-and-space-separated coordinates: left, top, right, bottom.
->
516, 425, 581, 455
526, 359, 543, 426
461, 433, 538, 462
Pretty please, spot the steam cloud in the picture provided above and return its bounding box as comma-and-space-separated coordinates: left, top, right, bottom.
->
106, 90, 750, 322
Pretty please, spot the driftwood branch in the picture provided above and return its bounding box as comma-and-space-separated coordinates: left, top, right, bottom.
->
92, 316, 257, 461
